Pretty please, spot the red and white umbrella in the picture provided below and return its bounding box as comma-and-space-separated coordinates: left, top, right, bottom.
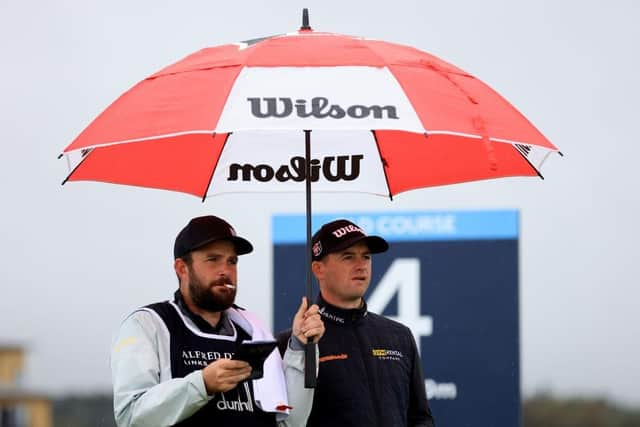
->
60, 10, 560, 386
61, 13, 559, 198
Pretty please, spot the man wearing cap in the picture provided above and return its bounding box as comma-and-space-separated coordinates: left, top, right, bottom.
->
277, 219, 435, 427
111, 215, 325, 427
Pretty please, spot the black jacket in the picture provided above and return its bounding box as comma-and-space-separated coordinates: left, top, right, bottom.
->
277, 295, 435, 427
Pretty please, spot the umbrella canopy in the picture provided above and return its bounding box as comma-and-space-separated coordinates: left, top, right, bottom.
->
61, 15, 559, 198
59, 10, 561, 387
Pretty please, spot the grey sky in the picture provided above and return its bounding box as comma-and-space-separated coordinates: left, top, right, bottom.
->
1, 0, 638, 406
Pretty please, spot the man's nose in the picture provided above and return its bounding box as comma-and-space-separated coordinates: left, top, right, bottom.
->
218, 263, 232, 276
355, 256, 368, 269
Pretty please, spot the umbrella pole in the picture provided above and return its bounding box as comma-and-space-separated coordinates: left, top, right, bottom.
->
304, 129, 317, 388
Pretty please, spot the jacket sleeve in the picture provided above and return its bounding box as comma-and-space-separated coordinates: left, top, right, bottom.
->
407, 332, 436, 427
277, 341, 318, 427
111, 310, 212, 427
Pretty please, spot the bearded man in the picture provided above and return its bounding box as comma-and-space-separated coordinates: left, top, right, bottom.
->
111, 215, 324, 427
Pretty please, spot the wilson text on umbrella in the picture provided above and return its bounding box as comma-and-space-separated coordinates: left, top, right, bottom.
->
247, 97, 399, 119
227, 155, 363, 182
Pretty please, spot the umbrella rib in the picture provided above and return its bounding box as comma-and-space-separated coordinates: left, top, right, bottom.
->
201, 132, 231, 202
371, 130, 393, 200
60, 148, 94, 186
513, 144, 545, 180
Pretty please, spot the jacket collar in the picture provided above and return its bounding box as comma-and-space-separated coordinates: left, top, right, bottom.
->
316, 293, 368, 325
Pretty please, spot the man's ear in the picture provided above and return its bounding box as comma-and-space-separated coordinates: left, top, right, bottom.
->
311, 260, 323, 280
174, 258, 187, 280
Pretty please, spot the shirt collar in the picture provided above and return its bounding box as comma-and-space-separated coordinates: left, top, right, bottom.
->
173, 289, 234, 335
316, 293, 368, 325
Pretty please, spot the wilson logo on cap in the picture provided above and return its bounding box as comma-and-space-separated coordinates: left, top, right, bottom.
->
331, 224, 365, 238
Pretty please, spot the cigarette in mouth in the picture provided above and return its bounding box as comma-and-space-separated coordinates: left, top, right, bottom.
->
224, 284, 236, 289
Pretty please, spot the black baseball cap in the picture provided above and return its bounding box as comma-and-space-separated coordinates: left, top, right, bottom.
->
174, 215, 253, 259
311, 219, 388, 261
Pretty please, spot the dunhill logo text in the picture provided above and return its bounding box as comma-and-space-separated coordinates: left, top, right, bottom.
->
247, 97, 399, 120
217, 398, 253, 412
216, 384, 254, 413
227, 155, 363, 183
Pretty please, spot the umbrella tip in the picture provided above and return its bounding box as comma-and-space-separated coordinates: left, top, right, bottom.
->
300, 8, 312, 31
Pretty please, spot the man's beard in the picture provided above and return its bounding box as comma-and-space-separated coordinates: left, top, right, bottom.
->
187, 266, 236, 312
